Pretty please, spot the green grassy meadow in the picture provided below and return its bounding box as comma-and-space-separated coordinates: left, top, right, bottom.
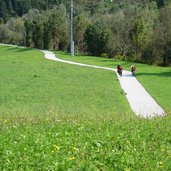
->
0, 46, 171, 170
55, 51, 171, 113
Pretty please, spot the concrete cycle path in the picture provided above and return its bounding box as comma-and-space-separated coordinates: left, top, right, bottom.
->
41, 50, 165, 118
0, 44, 165, 118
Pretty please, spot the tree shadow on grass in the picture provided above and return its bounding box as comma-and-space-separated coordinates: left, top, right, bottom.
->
136, 71, 171, 77
6, 46, 33, 52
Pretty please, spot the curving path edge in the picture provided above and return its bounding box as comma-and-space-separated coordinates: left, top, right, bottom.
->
0, 44, 165, 118
41, 50, 166, 118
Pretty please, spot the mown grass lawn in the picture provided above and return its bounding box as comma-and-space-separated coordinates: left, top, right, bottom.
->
0, 46, 171, 170
55, 51, 171, 113
0, 46, 132, 116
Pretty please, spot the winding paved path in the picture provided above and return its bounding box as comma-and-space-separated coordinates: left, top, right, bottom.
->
0, 44, 165, 118
41, 50, 166, 118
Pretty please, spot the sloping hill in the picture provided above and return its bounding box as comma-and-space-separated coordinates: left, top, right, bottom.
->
0, 45, 133, 115
0, 45, 170, 170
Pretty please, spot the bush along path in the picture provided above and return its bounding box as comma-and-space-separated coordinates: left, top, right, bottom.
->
41, 50, 166, 118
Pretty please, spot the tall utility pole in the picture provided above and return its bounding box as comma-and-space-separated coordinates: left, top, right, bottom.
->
70, 0, 74, 56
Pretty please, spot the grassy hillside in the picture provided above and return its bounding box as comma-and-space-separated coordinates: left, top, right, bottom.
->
0, 46, 132, 116
0, 46, 171, 170
55, 51, 171, 113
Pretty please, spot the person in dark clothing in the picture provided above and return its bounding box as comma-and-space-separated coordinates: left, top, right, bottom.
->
131, 65, 136, 76
117, 64, 123, 76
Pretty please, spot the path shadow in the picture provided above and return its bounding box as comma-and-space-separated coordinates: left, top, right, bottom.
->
122, 74, 134, 78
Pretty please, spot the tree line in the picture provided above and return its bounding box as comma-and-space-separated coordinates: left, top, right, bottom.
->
0, 0, 171, 65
